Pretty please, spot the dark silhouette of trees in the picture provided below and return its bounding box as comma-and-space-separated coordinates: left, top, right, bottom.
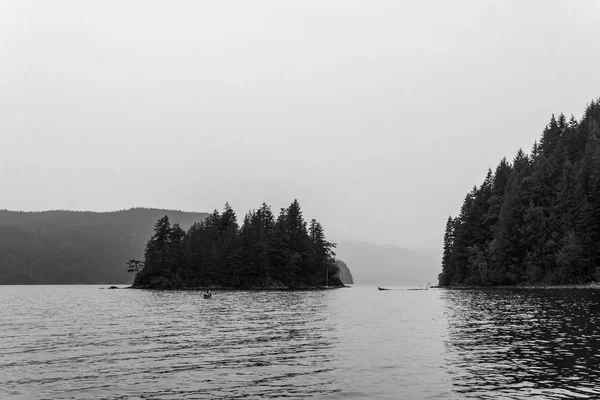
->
439, 98, 600, 286
133, 200, 342, 289
126, 259, 145, 274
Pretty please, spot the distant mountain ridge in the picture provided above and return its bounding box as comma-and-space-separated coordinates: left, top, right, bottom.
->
334, 240, 440, 285
0, 208, 209, 284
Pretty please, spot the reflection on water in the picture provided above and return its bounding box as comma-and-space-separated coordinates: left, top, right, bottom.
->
2, 285, 600, 399
442, 289, 600, 399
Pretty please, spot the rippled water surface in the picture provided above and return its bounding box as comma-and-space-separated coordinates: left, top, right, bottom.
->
1, 286, 600, 399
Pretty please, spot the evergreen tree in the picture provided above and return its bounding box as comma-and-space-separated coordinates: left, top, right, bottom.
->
144, 215, 171, 272
168, 223, 186, 277
309, 219, 338, 286
438, 216, 456, 286
539, 114, 560, 156
133, 215, 172, 286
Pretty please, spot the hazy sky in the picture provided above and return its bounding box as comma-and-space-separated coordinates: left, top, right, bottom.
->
1, 0, 599, 250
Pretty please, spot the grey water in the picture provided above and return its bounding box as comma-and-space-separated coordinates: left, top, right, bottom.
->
1, 286, 600, 399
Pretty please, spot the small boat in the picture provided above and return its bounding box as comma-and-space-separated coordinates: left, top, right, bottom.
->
377, 287, 391, 291
203, 292, 212, 299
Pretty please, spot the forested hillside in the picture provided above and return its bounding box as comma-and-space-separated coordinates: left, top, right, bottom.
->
0, 208, 208, 284
132, 200, 343, 289
439, 99, 600, 286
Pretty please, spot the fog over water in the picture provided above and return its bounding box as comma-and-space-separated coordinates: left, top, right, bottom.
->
1, 1, 599, 250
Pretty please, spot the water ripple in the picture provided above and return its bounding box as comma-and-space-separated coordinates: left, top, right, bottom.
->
442, 288, 600, 399
2, 286, 600, 398
1, 288, 342, 399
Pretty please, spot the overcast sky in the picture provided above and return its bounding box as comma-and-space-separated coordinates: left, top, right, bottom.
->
1, 0, 599, 250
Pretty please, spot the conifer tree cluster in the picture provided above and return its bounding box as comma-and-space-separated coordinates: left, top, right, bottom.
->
133, 200, 342, 288
439, 99, 600, 286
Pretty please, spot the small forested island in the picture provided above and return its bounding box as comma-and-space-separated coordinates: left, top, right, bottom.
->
131, 200, 344, 289
439, 99, 600, 287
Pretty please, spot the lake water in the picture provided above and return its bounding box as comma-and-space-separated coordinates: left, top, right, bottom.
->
1, 285, 600, 399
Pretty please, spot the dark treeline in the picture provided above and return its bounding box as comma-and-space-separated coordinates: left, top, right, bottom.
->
132, 200, 343, 289
439, 99, 600, 286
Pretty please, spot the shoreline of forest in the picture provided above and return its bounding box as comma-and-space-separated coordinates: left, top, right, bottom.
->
127, 284, 349, 291
441, 282, 600, 290
439, 99, 600, 287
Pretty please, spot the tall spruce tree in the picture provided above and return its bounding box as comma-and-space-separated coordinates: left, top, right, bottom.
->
439, 216, 456, 286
